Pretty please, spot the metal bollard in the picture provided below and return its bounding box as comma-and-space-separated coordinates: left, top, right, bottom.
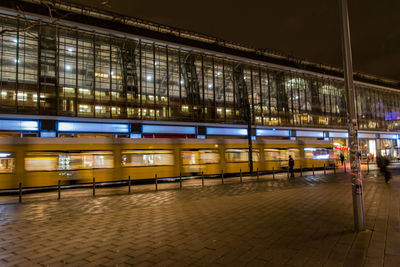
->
201, 171, 204, 187
92, 177, 95, 197
300, 166, 303, 177
312, 164, 315, 176
128, 176, 131, 194
344, 162, 347, 173
273, 167, 275, 180
180, 173, 182, 189
287, 168, 289, 179
367, 161, 369, 173
257, 168, 259, 181
324, 163, 326, 175
18, 182, 22, 203
58, 180, 61, 200
334, 164, 336, 174
240, 169, 243, 183
221, 170, 224, 184
155, 174, 158, 191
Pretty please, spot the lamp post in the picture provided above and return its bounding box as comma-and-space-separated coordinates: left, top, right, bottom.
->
247, 102, 254, 174
339, 0, 365, 231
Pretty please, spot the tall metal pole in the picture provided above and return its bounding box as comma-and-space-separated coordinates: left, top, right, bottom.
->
247, 102, 253, 174
339, 0, 365, 232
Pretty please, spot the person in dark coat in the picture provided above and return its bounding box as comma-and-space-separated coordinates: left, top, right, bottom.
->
340, 153, 345, 166
288, 155, 295, 179
377, 155, 391, 183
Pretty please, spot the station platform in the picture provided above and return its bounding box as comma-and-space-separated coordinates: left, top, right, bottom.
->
0, 167, 399, 266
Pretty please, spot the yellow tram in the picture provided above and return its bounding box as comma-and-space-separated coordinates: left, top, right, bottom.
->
0, 138, 334, 189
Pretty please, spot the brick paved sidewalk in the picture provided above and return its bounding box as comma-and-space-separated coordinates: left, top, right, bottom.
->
0, 169, 398, 266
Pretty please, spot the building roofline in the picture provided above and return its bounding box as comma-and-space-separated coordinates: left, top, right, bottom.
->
2, 0, 400, 90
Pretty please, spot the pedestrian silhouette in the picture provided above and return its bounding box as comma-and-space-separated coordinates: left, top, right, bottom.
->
289, 155, 295, 179
377, 156, 391, 183
340, 153, 345, 166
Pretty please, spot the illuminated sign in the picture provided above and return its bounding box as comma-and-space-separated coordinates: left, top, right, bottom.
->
329, 131, 348, 138
296, 131, 323, 138
0, 120, 38, 131
256, 129, 289, 137
58, 121, 129, 133
142, 125, 196, 135
207, 127, 248, 136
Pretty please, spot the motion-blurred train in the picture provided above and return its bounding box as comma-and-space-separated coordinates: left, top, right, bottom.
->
0, 138, 335, 189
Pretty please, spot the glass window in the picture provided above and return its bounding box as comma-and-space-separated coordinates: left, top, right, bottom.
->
181, 150, 220, 165
25, 151, 113, 171
264, 149, 280, 161
264, 148, 299, 161
121, 150, 174, 167
25, 152, 59, 171
225, 149, 259, 162
304, 147, 331, 160
0, 152, 15, 173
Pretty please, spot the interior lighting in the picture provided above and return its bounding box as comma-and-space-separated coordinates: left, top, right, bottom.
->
208, 84, 212, 89
315, 154, 330, 160
0, 153, 11, 158
79, 88, 90, 93
146, 75, 152, 81
65, 65, 72, 71
304, 148, 317, 151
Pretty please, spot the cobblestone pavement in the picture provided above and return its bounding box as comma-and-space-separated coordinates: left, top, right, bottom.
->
0, 167, 399, 266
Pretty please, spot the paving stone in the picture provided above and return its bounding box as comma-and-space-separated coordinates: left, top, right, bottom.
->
0, 168, 398, 265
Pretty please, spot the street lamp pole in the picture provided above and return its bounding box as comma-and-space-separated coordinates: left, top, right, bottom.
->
339, 0, 365, 231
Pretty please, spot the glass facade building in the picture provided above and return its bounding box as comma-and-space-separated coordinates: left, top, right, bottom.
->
0, 11, 400, 132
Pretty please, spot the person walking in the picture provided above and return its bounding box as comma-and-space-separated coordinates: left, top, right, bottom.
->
289, 155, 295, 179
377, 155, 391, 183
340, 153, 345, 166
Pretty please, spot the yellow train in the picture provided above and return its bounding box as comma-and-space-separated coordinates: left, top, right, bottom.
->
0, 138, 334, 189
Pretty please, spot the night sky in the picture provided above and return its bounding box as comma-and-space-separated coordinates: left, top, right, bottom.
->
71, 0, 400, 82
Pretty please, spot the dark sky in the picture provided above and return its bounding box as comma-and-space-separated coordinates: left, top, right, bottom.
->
71, 0, 400, 81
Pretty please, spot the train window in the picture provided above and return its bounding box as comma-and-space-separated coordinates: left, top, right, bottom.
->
199, 150, 220, 164
25, 151, 114, 171
121, 150, 174, 167
225, 149, 260, 163
264, 149, 280, 161
279, 148, 300, 161
304, 147, 331, 160
25, 152, 59, 171
181, 150, 220, 165
0, 152, 15, 173
69, 152, 114, 169
265, 148, 300, 161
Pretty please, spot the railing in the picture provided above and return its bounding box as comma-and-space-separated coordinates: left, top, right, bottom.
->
0, 160, 362, 204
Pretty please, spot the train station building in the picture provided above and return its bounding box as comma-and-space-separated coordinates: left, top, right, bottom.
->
0, 0, 399, 159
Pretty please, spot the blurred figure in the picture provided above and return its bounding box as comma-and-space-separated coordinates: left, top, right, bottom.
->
377, 155, 391, 183
340, 153, 345, 166
289, 155, 295, 179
